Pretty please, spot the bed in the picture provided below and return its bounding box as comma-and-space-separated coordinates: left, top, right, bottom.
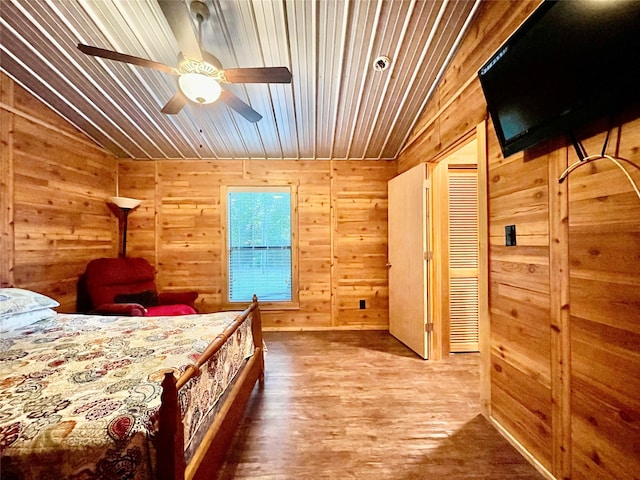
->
0, 288, 264, 480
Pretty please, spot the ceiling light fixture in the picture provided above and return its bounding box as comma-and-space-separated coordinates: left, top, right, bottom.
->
178, 72, 222, 104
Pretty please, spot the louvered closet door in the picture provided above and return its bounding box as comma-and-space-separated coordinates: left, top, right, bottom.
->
448, 169, 479, 352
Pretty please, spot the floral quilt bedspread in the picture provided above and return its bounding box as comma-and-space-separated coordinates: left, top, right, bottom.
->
0, 311, 254, 480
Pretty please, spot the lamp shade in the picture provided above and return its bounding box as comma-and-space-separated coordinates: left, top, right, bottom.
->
110, 196, 142, 209
178, 73, 222, 104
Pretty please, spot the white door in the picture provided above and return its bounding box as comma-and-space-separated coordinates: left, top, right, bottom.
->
388, 163, 429, 359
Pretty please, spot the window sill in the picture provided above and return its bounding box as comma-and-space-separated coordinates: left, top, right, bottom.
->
222, 300, 300, 311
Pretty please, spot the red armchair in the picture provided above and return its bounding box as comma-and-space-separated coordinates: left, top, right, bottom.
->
79, 257, 198, 316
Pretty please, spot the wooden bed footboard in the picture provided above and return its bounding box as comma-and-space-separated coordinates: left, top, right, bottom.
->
155, 298, 264, 480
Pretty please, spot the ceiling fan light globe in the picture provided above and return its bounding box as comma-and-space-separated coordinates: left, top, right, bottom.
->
179, 73, 221, 104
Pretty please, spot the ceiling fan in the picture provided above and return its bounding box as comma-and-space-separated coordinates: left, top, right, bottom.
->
77, 0, 292, 123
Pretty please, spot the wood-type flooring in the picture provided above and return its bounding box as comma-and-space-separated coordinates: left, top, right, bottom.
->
216, 331, 543, 479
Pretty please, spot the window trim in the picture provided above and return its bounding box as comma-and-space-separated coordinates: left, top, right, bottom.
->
221, 184, 299, 311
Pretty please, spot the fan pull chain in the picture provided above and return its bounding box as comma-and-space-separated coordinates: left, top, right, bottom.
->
194, 104, 205, 149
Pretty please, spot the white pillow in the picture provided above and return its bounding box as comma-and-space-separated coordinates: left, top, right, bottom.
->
0, 307, 56, 331
0, 288, 60, 316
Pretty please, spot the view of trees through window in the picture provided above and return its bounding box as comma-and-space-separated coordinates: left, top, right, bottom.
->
227, 188, 292, 302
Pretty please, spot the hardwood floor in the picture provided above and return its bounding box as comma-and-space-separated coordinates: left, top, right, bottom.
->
216, 331, 543, 479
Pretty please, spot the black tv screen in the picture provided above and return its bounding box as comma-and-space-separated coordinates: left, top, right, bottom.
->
478, 0, 640, 158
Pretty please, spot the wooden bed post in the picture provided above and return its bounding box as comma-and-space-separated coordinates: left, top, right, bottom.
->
156, 371, 186, 480
251, 295, 265, 383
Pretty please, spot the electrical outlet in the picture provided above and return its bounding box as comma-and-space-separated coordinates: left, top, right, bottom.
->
359, 299, 366, 309
505, 225, 517, 246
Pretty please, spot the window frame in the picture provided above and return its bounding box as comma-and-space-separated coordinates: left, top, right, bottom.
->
221, 184, 299, 310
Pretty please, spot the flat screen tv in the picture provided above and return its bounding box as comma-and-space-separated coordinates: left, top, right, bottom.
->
478, 0, 640, 158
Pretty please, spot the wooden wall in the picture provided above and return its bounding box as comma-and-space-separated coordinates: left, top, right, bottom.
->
117, 158, 395, 329
566, 119, 640, 480
397, 1, 640, 479
1, 72, 117, 311
1, 72, 394, 330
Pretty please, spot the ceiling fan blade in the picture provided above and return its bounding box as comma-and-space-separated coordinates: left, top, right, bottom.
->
77, 44, 176, 75
161, 91, 188, 115
158, 0, 202, 63
220, 90, 263, 123
223, 67, 292, 84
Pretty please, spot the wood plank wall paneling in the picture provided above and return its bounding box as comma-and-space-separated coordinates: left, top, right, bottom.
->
548, 144, 571, 480
2, 70, 394, 330
1, 73, 117, 311
399, 0, 542, 171
117, 158, 395, 330
1, 74, 15, 287
487, 130, 553, 471
119, 160, 157, 261
333, 161, 395, 329
396, 1, 640, 479
567, 121, 640, 480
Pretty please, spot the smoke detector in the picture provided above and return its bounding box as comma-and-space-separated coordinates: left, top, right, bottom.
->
373, 56, 390, 72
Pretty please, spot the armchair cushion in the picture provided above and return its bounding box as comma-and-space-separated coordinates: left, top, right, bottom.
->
114, 290, 159, 308
91, 303, 147, 316
158, 291, 198, 308
146, 304, 196, 316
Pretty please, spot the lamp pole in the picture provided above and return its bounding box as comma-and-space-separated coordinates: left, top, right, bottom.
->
121, 207, 131, 258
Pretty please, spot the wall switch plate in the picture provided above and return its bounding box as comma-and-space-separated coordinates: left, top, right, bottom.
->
359, 299, 366, 309
505, 225, 517, 246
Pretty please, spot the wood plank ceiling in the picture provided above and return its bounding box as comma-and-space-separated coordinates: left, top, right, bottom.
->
1, 0, 479, 160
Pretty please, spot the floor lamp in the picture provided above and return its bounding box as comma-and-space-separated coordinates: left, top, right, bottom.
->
109, 196, 142, 257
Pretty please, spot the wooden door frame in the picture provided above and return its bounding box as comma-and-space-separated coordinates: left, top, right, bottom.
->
424, 123, 490, 415
476, 122, 490, 418
429, 140, 479, 359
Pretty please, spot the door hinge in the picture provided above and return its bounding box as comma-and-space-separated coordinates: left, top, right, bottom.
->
424, 251, 432, 261
425, 322, 433, 333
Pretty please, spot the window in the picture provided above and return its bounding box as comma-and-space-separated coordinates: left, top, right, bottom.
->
222, 185, 298, 307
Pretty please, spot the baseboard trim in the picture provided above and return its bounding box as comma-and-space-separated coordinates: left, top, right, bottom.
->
489, 415, 557, 480
263, 326, 389, 332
